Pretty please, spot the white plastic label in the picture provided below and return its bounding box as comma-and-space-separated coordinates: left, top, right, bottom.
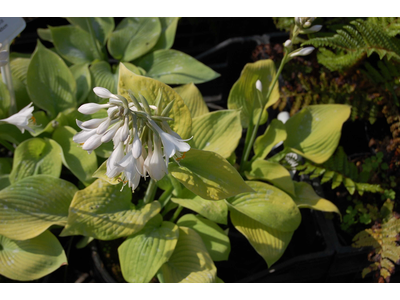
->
0, 17, 26, 44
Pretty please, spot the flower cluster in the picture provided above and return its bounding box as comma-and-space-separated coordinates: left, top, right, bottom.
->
74, 87, 191, 191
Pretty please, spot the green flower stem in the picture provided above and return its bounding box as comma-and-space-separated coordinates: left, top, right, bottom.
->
143, 178, 157, 204
169, 205, 183, 223
239, 52, 288, 172
158, 186, 173, 208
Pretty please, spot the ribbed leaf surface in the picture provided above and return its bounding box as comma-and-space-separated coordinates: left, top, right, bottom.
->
174, 83, 209, 118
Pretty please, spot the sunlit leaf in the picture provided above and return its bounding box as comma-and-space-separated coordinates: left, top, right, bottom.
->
70, 63, 91, 104
253, 119, 287, 160
118, 215, 179, 283
226, 181, 301, 232
0, 175, 78, 240
160, 226, 216, 283
0, 231, 67, 281
190, 110, 242, 158
227, 59, 280, 128
246, 160, 295, 196
284, 104, 351, 164
174, 83, 209, 118
60, 179, 161, 240
177, 214, 230, 261
9, 138, 63, 184
169, 149, 254, 200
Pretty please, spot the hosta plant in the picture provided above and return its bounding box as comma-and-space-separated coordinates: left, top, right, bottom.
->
0, 17, 350, 282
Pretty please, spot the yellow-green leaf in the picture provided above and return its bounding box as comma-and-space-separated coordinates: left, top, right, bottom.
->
245, 160, 295, 196
174, 83, 209, 118
118, 216, 179, 283
0, 175, 78, 240
292, 181, 341, 216
229, 208, 293, 268
190, 110, 242, 158
9, 138, 63, 184
253, 119, 287, 160
70, 63, 91, 104
0, 231, 67, 281
117, 63, 192, 139
160, 226, 216, 283
66, 17, 115, 45
171, 191, 228, 225
60, 179, 161, 240
226, 181, 301, 232
92, 161, 120, 185
284, 104, 351, 164
169, 149, 254, 200
177, 214, 230, 261
227, 59, 280, 128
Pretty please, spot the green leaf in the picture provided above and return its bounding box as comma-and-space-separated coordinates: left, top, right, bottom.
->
9, 138, 63, 184
160, 226, 216, 283
9, 57, 32, 110
37, 28, 53, 42
92, 161, 120, 185
66, 17, 115, 45
0, 231, 67, 281
253, 119, 287, 160
152, 17, 179, 51
0, 124, 31, 145
0, 158, 12, 176
190, 110, 242, 159
171, 190, 228, 225
284, 104, 351, 164
26, 40, 76, 118
117, 63, 192, 139
0, 175, 10, 191
118, 216, 179, 283
0, 175, 78, 240
177, 214, 230, 261
169, 149, 254, 200
52, 126, 97, 185
70, 63, 91, 104
292, 182, 341, 216
108, 17, 161, 61
0, 80, 10, 119
88, 61, 117, 103
60, 179, 161, 240
229, 208, 293, 267
245, 160, 295, 196
226, 181, 301, 232
49, 25, 103, 64
136, 49, 220, 84
173, 83, 209, 118
227, 59, 280, 128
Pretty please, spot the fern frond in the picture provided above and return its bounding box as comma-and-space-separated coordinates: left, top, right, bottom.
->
303, 19, 400, 72
296, 147, 385, 196
353, 206, 400, 282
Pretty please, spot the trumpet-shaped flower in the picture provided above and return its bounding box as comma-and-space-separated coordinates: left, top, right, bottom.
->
147, 134, 168, 181
0, 102, 35, 133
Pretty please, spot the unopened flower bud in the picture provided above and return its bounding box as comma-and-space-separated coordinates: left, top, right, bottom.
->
289, 47, 315, 58
256, 80, 262, 92
93, 87, 120, 100
300, 25, 323, 34
283, 39, 292, 48
304, 21, 312, 28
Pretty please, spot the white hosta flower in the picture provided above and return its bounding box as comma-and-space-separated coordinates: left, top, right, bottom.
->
81, 133, 103, 153
148, 119, 191, 159
131, 128, 142, 159
147, 135, 168, 181
106, 141, 124, 178
78, 103, 112, 115
0, 102, 35, 133
289, 47, 315, 58
93, 87, 120, 100
118, 148, 141, 191
101, 121, 123, 143
255, 80, 262, 92
81, 117, 107, 129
